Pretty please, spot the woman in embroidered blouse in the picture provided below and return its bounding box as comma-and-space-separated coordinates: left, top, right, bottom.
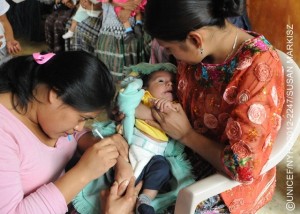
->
142, 0, 285, 213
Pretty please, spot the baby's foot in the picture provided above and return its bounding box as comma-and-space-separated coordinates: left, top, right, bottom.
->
136, 194, 155, 214
137, 204, 155, 214
62, 30, 74, 39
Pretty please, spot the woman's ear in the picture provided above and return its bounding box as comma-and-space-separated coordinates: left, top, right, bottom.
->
187, 31, 203, 49
48, 88, 60, 105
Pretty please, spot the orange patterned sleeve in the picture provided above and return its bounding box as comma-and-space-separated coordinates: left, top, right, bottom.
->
221, 49, 285, 183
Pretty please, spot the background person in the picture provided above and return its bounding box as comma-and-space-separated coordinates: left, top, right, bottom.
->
0, 0, 21, 65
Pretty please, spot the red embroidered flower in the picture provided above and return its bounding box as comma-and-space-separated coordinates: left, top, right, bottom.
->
223, 86, 238, 104
248, 103, 267, 125
225, 118, 242, 141
218, 113, 230, 126
271, 86, 278, 106
231, 140, 252, 159
194, 119, 208, 134
237, 56, 252, 70
254, 63, 272, 82
237, 166, 253, 181
204, 113, 218, 129
237, 90, 251, 104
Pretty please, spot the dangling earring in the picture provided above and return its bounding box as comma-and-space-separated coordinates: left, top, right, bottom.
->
199, 48, 204, 55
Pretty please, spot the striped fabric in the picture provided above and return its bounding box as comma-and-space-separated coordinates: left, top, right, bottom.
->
45, 9, 74, 52
95, 33, 151, 81
65, 15, 103, 55
95, 3, 151, 82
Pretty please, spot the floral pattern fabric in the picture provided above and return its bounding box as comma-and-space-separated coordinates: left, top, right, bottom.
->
177, 32, 285, 214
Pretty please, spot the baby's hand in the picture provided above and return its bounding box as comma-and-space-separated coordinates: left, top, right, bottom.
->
153, 98, 178, 113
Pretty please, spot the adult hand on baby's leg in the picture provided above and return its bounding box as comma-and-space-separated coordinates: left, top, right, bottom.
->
100, 177, 142, 214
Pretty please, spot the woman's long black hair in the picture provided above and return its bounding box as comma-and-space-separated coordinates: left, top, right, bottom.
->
0, 51, 116, 113
144, 0, 244, 41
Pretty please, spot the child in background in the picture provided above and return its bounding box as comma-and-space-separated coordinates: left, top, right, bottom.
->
113, 0, 146, 42
99, 0, 146, 43
0, 0, 21, 65
62, 0, 102, 39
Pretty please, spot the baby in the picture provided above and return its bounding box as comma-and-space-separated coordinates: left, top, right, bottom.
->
114, 63, 177, 213
72, 63, 194, 214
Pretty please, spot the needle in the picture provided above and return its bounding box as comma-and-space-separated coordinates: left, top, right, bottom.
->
94, 129, 104, 139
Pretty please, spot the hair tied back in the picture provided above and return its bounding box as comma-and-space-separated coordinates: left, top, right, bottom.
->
212, 0, 242, 19
32, 52, 55, 64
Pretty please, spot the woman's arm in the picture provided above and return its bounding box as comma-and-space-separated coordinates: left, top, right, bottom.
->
150, 104, 227, 173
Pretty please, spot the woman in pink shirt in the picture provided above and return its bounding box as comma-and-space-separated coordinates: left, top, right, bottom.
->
0, 51, 140, 213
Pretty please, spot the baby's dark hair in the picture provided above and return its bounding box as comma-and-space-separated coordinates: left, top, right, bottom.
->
145, 0, 244, 41
0, 51, 116, 113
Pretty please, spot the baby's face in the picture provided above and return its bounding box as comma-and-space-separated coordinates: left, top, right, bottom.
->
146, 70, 174, 101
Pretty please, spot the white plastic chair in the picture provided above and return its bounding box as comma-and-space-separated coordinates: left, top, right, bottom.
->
174, 50, 300, 214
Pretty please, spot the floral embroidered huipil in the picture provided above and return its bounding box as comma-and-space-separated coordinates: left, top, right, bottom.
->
177, 33, 285, 213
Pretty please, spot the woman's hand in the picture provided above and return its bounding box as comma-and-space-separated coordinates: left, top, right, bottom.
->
54, 135, 128, 203
77, 132, 129, 161
148, 103, 193, 141
75, 138, 119, 181
101, 177, 142, 214
109, 105, 125, 122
